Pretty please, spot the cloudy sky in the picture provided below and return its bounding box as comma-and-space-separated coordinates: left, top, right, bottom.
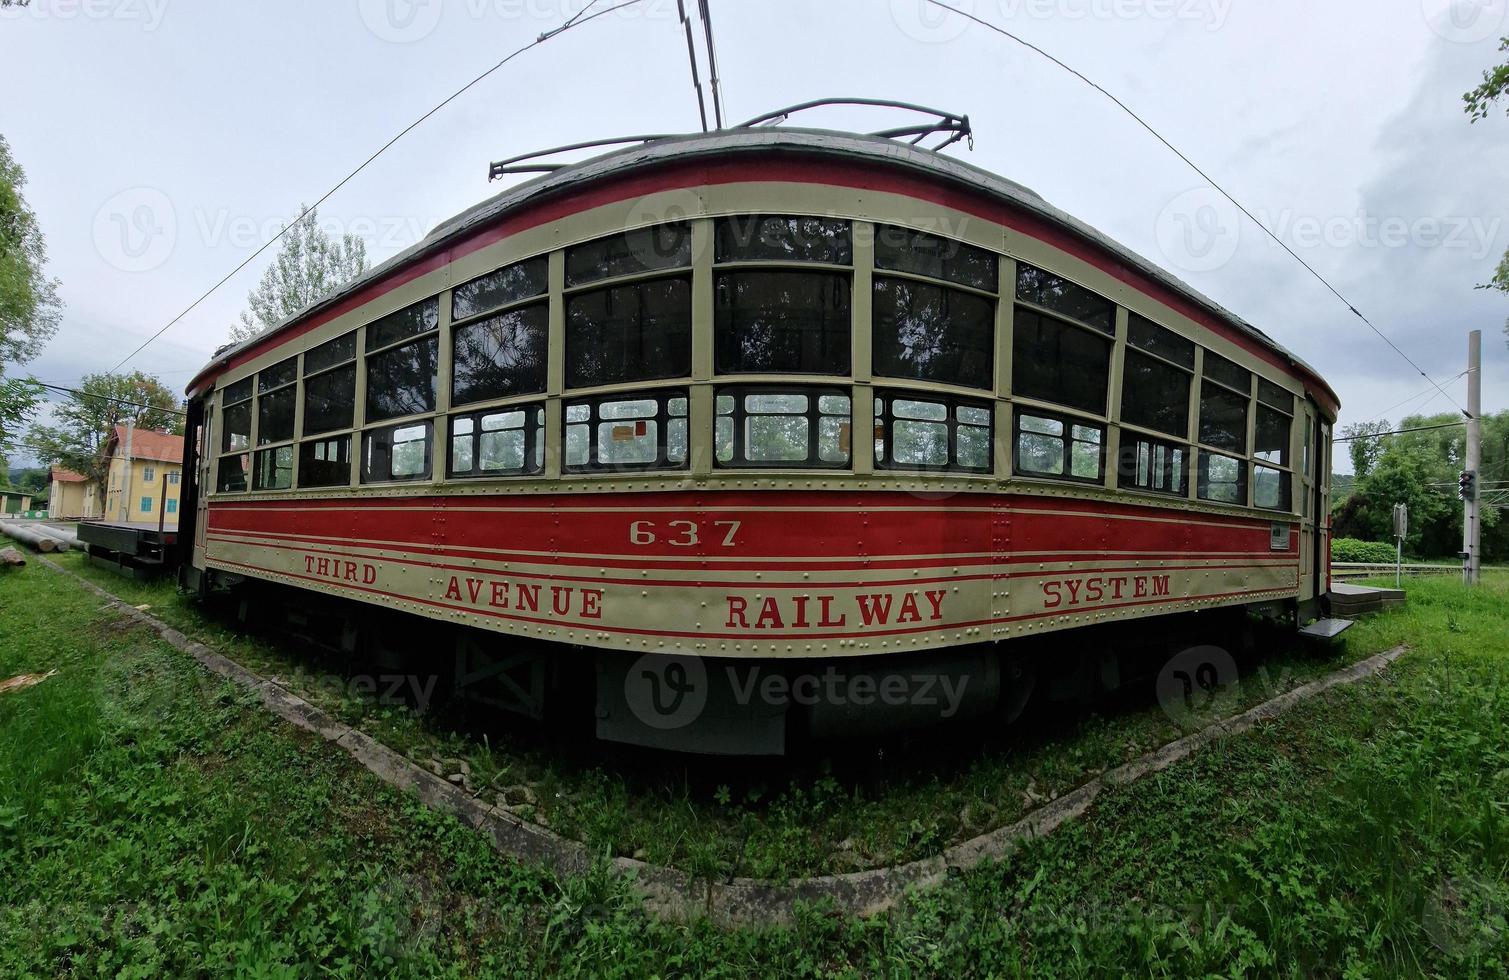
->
3, 0, 1507, 470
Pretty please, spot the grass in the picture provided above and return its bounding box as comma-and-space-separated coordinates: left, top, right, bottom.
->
1, 557, 1506, 975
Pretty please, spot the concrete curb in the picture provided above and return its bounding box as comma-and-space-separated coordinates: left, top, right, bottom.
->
41, 558, 1407, 927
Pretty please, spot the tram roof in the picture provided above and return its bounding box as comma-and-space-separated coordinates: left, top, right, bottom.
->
190, 128, 1337, 409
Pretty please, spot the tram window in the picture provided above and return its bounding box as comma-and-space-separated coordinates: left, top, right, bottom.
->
714, 215, 852, 265
1012, 309, 1111, 415
304, 331, 356, 374
362, 420, 433, 483
871, 277, 994, 390
1253, 464, 1291, 511
1120, 349, 1191, 438
449, 405, 544, 478
714, 387, 851, 467
1013, 410, 1104, 482
1254, 404, 1291, 465
303, 364, 356, 436
1202, 351, 1250, 393
221, 400, 252, 453
1015, 263, 1114, 334
563, 391, 689, 471
714, 270, 851, 375
452, 302, 548, 406
1257, 378, 1294, 412
566, 276, 692, 388
365, 334, 439, 423
874, 224, 997, 292
256, 387, 296, 445
875, 394, 992, 472
1303, 415, 1313, 478
216, 454, 249, 493
258, 357, 297, 393
1199, 384, 1248, 454
453, 256, 548, 321
1197, 451, 1247, 504
253, 446, 293, 491
1118, 434, 1188, 497
298, 436, 350, 488
365, 297, 439, 352
223, 377, 253, 406
1127, 314, 1195, 368
565, 224, 692, 287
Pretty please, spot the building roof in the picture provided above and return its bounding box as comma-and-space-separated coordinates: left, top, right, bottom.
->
50, 465, 88, 484
105, 425, 183, 465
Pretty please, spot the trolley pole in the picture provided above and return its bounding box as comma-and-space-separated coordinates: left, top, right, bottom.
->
1462, 329, 1482, 586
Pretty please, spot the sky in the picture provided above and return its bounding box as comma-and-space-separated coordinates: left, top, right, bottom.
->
2, 0, 1507, 472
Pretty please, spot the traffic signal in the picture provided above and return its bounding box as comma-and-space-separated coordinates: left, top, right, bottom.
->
1459, 470, 1477, 500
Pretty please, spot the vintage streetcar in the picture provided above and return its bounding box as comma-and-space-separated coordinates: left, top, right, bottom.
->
176, 120, 1339, 754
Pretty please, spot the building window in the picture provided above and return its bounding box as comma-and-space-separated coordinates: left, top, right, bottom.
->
168, 471, 180, 486
714, 271, 850, 375
1012, 309, 1111, 415
449, 405, 545, 478
714, 387, 850, 468
1013, 409, 1104, 482
143, 466, 156, 482
871, 276, 994, 391
566, 277, 692, 388
139, 496, 152, 513
166, 499, 178, 514
362, 420, 433, 483
564, 390, 689, 471
875, 393, 992, 472
1118, 434, 1188, 497
1198, 450, 1247, 504
299, 436, 351, 488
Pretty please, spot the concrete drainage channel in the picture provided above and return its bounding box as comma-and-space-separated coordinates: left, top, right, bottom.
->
41, 558, 1409, 927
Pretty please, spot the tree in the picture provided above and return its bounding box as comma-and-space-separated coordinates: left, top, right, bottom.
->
228, 205, 367, 343
1340, 419, 1391, 478
24, 372, 182, 498
0, 133, 63, 455
1463, 36, 1509, 345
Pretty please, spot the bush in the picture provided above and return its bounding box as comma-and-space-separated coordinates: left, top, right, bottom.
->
1331, 538, 1399, 563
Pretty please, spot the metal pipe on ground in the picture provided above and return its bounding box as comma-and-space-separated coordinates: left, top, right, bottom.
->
0, 521, 58, 553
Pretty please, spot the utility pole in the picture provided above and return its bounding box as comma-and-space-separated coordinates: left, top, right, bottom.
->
1462, 330, 1481, 585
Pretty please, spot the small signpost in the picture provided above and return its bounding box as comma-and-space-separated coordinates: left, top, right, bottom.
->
1393, 503, 1408, 588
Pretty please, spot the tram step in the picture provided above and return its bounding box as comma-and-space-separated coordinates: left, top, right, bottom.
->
1298, 617, 1354, 639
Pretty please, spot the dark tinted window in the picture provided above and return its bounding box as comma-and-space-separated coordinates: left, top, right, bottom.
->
222, 401, 251, 453
365, 297, 439, 352
256, 387, 296, 445
872, 277, 993, 390
453, 257, 548, 321
1257, 378, 1294, 411
299, 436, 350, 488
365, 335, 438, 423
362, 420, 432, 483
1255, 404, 1291, 466
874, 225, 997, 292
1118, 434, 1187, 497
565, 224, 691, 286
452, 303, 548, 406
224, 377, 253, 405
1199, 384, 1248, 454
714, 271, 850, 375
1203, 351, 1250, 393
253, 446, 293, 490
715, 215, 851, 265
1120, 350, 1190, 437
304, 332, 356, 374
303, 364, 356, 435
1016, 263, 1114, 333
566, 277, 692, 388
1012, 309, 1110, 415
258, 357, 297, 393
1127, 314, 1194, 368
216, 453, 248, 492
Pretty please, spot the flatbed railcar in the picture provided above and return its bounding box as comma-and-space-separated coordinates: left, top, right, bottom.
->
176, 124, 1339, 755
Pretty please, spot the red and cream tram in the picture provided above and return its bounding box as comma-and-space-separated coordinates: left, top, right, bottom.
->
178, 125, 1338, 754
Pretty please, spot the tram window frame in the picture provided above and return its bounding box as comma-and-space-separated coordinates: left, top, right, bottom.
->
1015, 262, 1115, 334
713, 386, 851, 469
871, 273, 995, 392
873, 223, 998, 292
1117, 432, 1189, 498
1121, 315, 1193, 439
566, 274, 693, 389
1012, 408, 1105, 484
1197, 450, 1248, 505
298, 435, 352, 489
216, 378, 254, 493
563, 389, 690, 472
1198, 369, 1249, 455
448, 403, 545, 478
1011, 308, 1112, 416
452, 256, 548, 321
1253, 463, 1292, 511
451, 300, 549, 407
1251, 382, 1295, 512
565, 223, 692, 288
875, 391, 993, 473
361, 419, 434, 484
298, 330, 358, 490
713, 269, 852, 376
714, 214, 852, 266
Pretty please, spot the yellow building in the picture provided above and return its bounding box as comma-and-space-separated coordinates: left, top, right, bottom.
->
100, 425, 184, 525
47, 465, 97, 519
